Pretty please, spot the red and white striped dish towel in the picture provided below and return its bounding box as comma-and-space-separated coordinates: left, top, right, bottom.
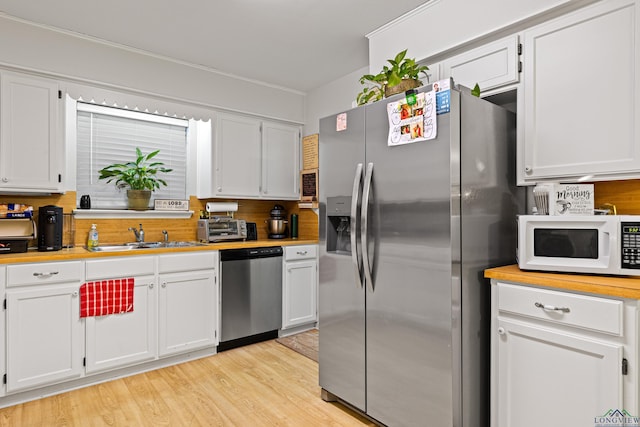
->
80, 278, 134, 318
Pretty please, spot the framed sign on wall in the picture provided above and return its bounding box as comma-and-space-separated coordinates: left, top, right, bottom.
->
300, 169, 318, 202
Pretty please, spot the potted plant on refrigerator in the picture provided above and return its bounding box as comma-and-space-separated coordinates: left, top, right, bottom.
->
356, 49, 429, 106
98, 147, 172, 210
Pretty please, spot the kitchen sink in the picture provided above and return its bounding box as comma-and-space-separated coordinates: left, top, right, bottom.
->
88, 241, 207, 252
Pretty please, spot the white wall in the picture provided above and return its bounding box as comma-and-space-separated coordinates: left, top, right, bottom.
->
0, 15, 305, 124
303, 66, 366, 136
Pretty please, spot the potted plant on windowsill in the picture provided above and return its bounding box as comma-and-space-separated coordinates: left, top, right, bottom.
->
356, 49, 429, 106
98, 147, 172, 210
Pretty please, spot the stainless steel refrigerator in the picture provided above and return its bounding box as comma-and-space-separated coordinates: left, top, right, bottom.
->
318, 81, 524, 427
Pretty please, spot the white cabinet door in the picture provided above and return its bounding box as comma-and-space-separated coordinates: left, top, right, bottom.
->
520, 0, 640, 183
158, 270, 217, 356
84, 275, 157, 374
495, 318, 623, 427
6, 284, 83, 392
262, 122, 300, 200
283, 259, 317, 329
0, 71, 62, 192
441, 35, 520, 93
213, 113, 262, 198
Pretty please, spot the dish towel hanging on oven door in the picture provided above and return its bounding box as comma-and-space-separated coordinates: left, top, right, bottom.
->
80, 278, 134, 317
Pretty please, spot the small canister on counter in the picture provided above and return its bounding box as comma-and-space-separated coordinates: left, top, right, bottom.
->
291, 214, 298, 239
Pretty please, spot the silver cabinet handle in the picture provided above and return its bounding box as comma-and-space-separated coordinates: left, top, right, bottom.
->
535, 302, 570, 313
296, 250, 308, 256
361, 162, 374, 293
148, 283, 154, 289
33, 271, 59, 278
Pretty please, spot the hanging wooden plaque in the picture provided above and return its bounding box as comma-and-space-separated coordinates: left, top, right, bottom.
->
300, 169, 318, 202
302, 134, 319, 170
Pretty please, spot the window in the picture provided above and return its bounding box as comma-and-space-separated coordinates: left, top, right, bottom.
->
76, 103, 188, 209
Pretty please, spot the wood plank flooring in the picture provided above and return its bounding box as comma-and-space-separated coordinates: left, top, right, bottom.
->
0, 339, 376, 426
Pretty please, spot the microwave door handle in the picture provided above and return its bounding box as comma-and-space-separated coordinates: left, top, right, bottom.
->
351, 163, 364, 288
361, 162, 374, 293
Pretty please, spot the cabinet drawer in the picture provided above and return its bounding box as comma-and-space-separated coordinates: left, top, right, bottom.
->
7, 261, 83, 287
158, 251, 217, 273
285, 245, 317, 261
86, 256, 155, 280
497, 282, 623, 336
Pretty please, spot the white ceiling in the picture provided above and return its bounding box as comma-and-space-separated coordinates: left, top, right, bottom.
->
0, 0, 428, 93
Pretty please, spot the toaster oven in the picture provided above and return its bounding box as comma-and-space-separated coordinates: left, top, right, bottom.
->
197, 218, 247, 242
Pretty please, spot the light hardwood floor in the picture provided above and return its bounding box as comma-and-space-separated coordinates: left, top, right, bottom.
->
0, 339, 376, 426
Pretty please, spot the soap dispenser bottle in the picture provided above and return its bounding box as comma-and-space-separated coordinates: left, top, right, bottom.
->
87, 224, 99, 249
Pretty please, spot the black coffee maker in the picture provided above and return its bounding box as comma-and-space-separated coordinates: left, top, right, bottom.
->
38, 205, 63, 251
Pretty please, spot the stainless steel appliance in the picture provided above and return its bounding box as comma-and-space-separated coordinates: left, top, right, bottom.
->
197, 218, 247, 242
0, 218, 36, 254
518, 214, 640, 276
319, 82, 524, 427
266, 204, 288, 239
38, 205, 63, 251
218, 246, 283, 351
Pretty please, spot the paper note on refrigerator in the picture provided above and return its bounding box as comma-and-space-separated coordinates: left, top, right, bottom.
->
387, 91, 437, 146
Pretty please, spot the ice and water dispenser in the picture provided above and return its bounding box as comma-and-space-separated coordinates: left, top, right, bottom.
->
326, 196, 353, 255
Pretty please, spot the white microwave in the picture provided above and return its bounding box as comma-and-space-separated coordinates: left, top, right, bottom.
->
517, 214, 640, 276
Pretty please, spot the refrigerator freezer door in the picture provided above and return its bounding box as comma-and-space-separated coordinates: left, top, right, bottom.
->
319, 107, 367, 411
363, 92, 456, 426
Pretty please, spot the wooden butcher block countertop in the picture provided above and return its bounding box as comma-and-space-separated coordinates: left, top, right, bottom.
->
485, 264, 640, 300
0, 239, 318, 265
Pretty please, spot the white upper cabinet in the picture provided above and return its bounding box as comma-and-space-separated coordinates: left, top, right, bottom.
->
0, 71, 63, 193
261, 121, 300, 199
198, 112, 300, 200
211, 113, 262, 198
519, 0, 640, 184
441, 35, 520, 94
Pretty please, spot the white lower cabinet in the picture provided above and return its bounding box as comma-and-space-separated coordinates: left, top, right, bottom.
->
491, 281, 638, 427
5, 261, 84, 393
282, 245, 318, 330
84, 256, 157, 374
158, 252, 218, 356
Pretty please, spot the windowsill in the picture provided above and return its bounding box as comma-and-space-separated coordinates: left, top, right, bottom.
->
73, 209, 194, 219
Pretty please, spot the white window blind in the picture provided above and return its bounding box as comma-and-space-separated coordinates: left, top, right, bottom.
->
76, 103, 188, 209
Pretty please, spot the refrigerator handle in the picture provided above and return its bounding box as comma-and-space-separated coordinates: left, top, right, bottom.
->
351, 163, 364, 288
361, 162, 375, 292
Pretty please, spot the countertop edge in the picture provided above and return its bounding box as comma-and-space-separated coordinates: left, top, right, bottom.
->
0, 239, 318, 264
485, 264, 640, 300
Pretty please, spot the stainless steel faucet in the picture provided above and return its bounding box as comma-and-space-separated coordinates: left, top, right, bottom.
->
128, 223, 145, 242
162, 230, 169, 242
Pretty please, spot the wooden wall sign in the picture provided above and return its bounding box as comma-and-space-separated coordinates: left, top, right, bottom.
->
300, 169, 318, 202
302, 134, 319, 170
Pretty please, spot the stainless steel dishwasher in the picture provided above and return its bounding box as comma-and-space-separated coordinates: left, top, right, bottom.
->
218, 246, 283, 351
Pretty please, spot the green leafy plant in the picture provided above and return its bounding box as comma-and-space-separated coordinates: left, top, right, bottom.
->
471, 83, 481, 97
357, 49, 429, 105
98, 147, 172, 191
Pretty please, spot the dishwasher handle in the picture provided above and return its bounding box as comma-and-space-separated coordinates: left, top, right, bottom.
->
220, 246, 283, 261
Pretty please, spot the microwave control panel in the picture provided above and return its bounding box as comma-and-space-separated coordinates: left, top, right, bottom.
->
621, 222, 640, 269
